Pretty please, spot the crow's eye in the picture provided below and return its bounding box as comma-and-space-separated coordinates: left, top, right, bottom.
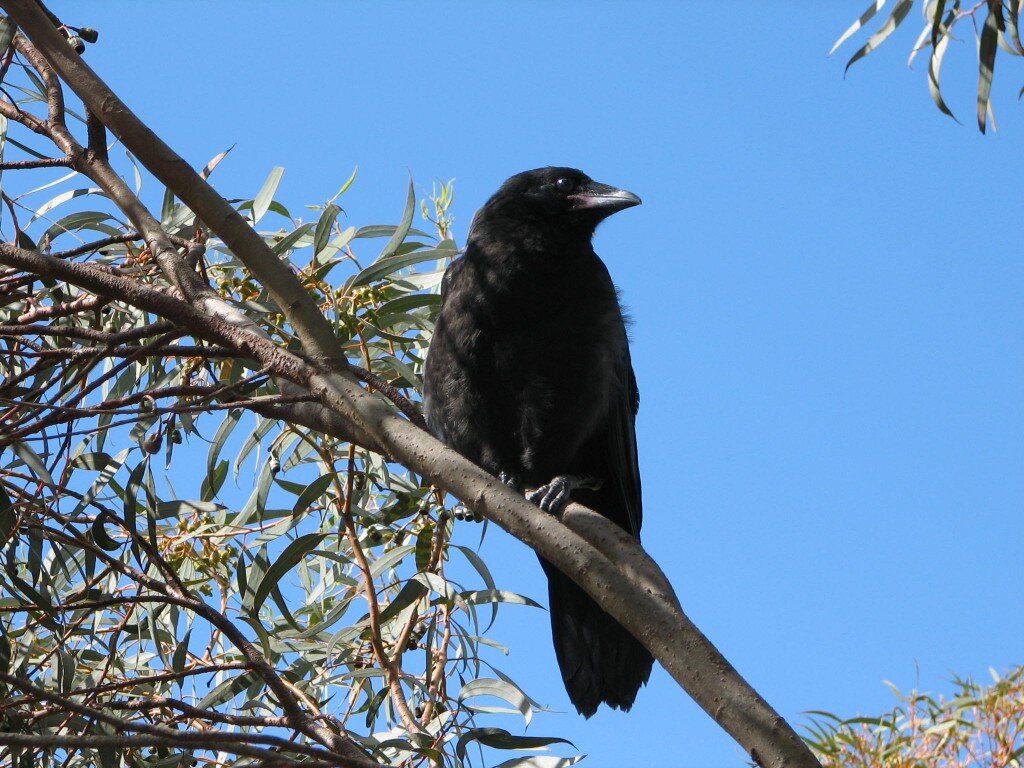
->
554, 177, 574, 193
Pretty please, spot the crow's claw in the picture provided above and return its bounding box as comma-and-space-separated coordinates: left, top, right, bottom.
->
498, 471, 523, 493
526, 474, 602, 514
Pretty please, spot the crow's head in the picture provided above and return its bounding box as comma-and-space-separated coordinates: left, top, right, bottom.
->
480, 167, 641, 237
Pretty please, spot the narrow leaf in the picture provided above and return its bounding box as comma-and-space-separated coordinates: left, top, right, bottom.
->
378, 178, 416, 261
348, 246, 447, 289
845, 0, 914, 73
0, 19, 14, 59
978, 5, 1000, 132
10, 441, 53, 485
830, 0, 887, 56
313, 202, 341, 257
270, 221, 314, 256
200, 144, 235, 180
291, 473, 335, 516
928, 20, 959, 121
249, 533, 327, 613
252, 166, 284, 224
492, 757, 586, 768
456, 728, 572, 760
331, 166, 358, 201
931, 0, 947, 47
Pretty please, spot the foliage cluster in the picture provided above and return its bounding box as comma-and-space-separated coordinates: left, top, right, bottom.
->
807, 667, 1024, 767
833, 0, 1024, 132
0, 21, 570, 766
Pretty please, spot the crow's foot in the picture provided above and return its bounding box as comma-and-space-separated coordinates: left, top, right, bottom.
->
527, 474, 603, 514
498, 471, 523, 493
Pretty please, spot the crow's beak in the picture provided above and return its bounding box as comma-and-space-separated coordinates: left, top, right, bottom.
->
569, 181, 642, 214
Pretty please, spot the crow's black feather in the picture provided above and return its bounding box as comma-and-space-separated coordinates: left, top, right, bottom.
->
423, 167, 653, 717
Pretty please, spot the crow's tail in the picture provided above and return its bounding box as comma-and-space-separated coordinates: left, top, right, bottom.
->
541, 559, 654, 718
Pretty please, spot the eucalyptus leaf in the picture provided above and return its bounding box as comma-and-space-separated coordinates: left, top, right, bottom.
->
252, 166, 284, 224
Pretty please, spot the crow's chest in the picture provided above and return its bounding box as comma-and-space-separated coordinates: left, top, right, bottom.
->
483, 284, 622, 408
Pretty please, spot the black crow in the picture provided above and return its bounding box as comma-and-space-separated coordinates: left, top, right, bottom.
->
422, 167, 653, 717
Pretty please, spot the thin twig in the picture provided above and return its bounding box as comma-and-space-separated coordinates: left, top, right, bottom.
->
0, 156, 73, 170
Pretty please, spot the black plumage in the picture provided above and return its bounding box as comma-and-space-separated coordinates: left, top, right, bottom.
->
423, 167, 653, 717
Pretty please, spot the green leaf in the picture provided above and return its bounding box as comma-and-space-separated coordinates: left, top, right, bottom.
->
0, 484, 16, 545
931, 0, 947, 48
844, 0, 913, 73
331, 166, 358, 201
234, 415, 277, 480
249, 533, 327, 613
378, 178, 416, 261
459, 678, 539, 724
122, 459, 149, 562
71, 447, 130, 518
90, 513, 120, 552
348, 246, 449, 289
460, 589, 542, 609
0, 18, 16, 61
28, 187, 105, 228
10, 441, 53, 485
155, 499, 224, 519
201, 459, 228, 502
6, 135, 49, 160
15, 230, 36, 251
69, 452, 113, 471
376, 293, 442, 315
830, 0, 886, 56
234, 457, 275, 527
928, 17, 958, 121
252, 166, 284, 224
270, 221, 315, 256
368, 544, 415, 580
492, 758, 586, 768
172, 629, 191, 673
200, 144, 234, 180
235, 550, 249, 596
207, 407, 241, 476
377, 579, 428, 627
1009, 0, 1024, 54
978, 4, 1000, 133
43, 211, 117, 245
23, 167, 81, 198
0, 633, 10, 677
415, 523, 434, 572
291, 473, 335, 516
455, 727, 572, 760
453, 544, 504, 629
313, 202, 341, 257
161, 187, 176, 222
197, 671, 259, 709
354, 223, 433, 240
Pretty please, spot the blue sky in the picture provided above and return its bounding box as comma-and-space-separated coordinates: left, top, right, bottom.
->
71, 3, 1024, 766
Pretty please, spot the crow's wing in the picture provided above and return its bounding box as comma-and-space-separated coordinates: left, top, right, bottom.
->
603, 349, 643, 539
